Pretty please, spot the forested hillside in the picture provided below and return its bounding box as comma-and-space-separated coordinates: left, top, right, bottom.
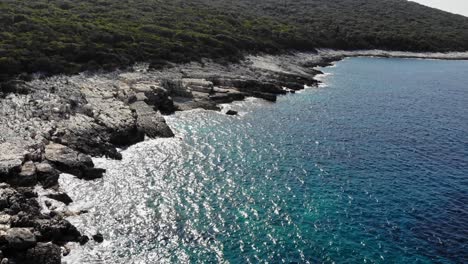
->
1, 0, 468, 83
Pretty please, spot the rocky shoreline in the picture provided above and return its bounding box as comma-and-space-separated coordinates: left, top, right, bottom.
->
1, 50, 467, 263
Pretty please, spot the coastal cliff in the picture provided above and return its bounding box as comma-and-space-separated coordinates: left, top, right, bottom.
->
1, 50, 468, 263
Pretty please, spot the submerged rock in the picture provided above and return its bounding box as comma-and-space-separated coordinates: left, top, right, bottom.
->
226, 110, 238, 116
45, 193, 73, 205
92, 233, 104, 243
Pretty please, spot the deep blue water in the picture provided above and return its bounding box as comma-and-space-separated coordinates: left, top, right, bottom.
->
63, 57, 468, 263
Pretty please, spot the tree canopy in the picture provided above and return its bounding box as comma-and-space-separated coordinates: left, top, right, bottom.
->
1, 0, 468, 82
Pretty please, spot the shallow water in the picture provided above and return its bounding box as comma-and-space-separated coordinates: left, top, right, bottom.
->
62, 57, 468, 263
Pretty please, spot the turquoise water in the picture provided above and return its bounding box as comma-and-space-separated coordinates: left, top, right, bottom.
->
63, 57, 468, 263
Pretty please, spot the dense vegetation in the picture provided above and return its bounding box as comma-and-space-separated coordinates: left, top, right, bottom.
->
1, 0, 468, 82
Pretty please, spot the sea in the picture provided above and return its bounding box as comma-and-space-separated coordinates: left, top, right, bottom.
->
62, 57, 468, 264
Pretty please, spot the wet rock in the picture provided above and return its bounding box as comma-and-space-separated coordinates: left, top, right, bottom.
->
78, 235, 89, 245
1, 188, 39, 216
82, 167, 106, 180
61, 245, 70, 256
1, 228, 37, 250
279, 81, 304, 91
209, 90, 246, 104
35, 162, 59, 188
33, 218, 81, 243
226, 110, 238, 116
9, 212, 37, 229
251, 92, 277, 102
14, 162, 38, 187
0, 179, 80, 263
45, 193, 72, 205
23, 243, 61, 264
44, 143, 105, 179
92, 233, 104, 243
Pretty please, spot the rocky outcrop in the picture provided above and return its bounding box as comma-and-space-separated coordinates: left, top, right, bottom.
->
44, 143, 105, 180
131, 83, 175, 114
130, 102, 174, 138
1, 228, 37, 250
52, 113, 124, 160
22, 243, 61, 264
35, 163, 59, 189
209, 88, 246, 104
14, 162, 37, 187
160, 79, 193, 98
181, 78, 214, 94
0, 143, 25, 182
0, 184, 82, 263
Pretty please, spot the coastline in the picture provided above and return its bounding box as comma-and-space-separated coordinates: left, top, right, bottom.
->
0, 50, 467, 263
317, 49, 468, 60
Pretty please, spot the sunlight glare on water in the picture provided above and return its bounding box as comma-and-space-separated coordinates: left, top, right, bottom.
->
63, 57, 468, 264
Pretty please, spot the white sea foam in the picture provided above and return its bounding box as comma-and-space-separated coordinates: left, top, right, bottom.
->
219, 97, 271, 116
